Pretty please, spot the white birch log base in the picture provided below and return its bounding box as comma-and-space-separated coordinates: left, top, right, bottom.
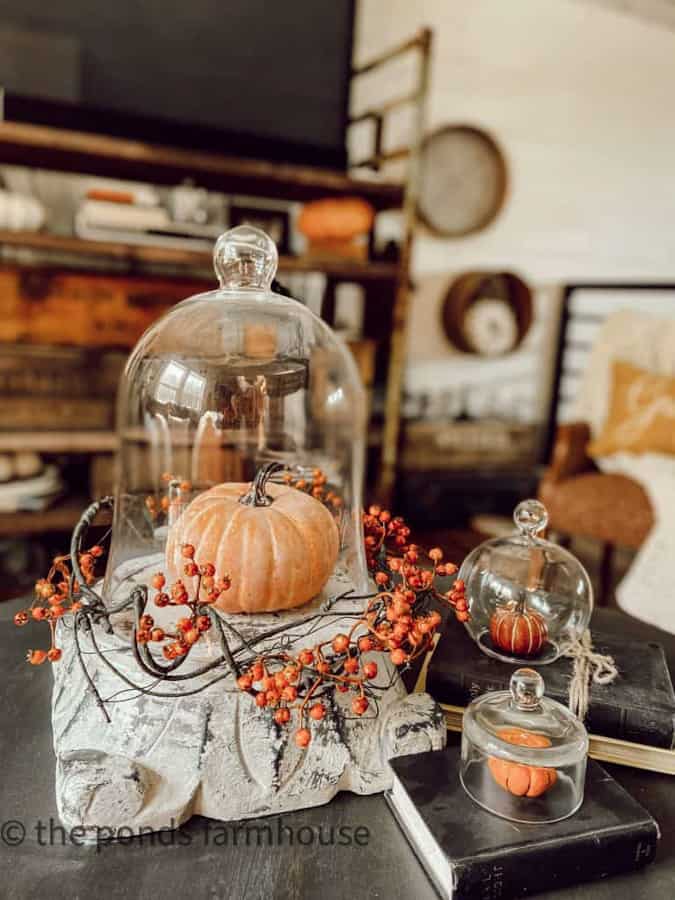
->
51, 574, 446, 839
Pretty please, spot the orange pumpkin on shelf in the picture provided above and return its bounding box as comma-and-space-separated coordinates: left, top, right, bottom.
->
488, 727, 558, 798
489, 602, 547, 657
297, 197, 375, 242
165, 463, 339, 614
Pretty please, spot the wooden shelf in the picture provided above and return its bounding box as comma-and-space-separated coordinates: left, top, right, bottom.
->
0, 432, 117, 453
0, 429, 384, 454
0, 496, 92, 537
280, 253, 399, 281
0, 229, 400, 282
0, 121, 403, 210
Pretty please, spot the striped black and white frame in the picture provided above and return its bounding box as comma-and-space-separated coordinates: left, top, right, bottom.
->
545, 284, 675, 460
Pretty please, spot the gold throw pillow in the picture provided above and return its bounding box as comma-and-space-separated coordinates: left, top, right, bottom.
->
588, 360, 675, 457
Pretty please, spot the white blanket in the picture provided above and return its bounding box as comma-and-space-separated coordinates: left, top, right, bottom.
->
597, 453, 675, 634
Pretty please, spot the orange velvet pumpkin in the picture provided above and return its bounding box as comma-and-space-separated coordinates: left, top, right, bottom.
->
488, 727, 557, 798
297, 197, 375, 241
489, 603, 547, 657
165, 463, 339, 614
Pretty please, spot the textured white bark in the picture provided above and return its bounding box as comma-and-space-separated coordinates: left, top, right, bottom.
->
52, 588, 446, 838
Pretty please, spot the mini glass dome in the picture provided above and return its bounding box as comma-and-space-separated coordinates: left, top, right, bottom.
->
459, 500, 593, 665
103, 225, 369, 616
461, 667, 588, 823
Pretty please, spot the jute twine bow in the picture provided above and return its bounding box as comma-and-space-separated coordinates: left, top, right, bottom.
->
560, 629, 618, 721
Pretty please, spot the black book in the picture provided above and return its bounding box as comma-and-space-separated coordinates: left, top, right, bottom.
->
426, 625, 675, 749
387, 747, 659, 900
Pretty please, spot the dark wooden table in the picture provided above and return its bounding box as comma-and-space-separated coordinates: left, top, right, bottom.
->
2, 597, 674, 900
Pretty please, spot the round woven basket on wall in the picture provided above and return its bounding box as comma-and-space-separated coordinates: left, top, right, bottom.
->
441, 271, 533, 356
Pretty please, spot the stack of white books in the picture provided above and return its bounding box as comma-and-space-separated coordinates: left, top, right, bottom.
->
74, 181, 221, 250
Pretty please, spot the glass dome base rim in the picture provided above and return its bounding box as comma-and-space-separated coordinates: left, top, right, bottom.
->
474, 628, 561, 666
459, 769, 584, 825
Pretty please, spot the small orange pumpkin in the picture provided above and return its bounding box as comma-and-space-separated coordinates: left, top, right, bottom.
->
165, 463, 339, 614
489, 602, 547, 657
297, 197, 375, 241
488, 727, 557, 798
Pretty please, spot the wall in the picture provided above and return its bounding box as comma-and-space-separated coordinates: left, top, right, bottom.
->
351, 0, 675, 426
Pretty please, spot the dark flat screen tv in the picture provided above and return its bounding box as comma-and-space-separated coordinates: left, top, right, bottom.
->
0, 0, 354, 169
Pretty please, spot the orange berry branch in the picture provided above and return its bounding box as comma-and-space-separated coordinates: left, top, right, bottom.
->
14, 546, 103, 665
14, 470, 468, 749
136, 546, 231, 663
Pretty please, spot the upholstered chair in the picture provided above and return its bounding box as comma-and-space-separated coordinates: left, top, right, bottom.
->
539, 423, 653, 603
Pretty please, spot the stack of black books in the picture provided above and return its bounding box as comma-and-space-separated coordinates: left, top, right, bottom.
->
387, 747, 659, 900
384, 624, 670, 898
426, 624, 675, 772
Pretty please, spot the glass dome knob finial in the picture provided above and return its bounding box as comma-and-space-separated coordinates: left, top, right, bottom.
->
513, 498, 548, 537
510, 667, 545, 710
213, 225, 279, 291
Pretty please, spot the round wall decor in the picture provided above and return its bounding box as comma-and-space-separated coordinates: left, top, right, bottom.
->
418, 125, 508, 237
442, 270, 533, 357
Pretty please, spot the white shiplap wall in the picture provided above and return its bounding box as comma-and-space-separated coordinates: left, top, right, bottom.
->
352, 0, 675, 424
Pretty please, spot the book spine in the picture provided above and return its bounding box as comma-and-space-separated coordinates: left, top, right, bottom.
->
452, 820, 659, 900
428, 669, 507, 707
585, 705, 675, 750
428, 669, 675, 749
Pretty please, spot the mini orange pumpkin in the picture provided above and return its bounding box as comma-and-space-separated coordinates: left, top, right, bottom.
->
489, 602, 547, 657
165, 463, 339, 614
297, 197, 375, 241
488, 727, 557, 798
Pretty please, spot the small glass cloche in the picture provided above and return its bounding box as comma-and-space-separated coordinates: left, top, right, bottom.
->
461, 668, 588, 823
459, 500, 593, 665
103, 225, 369, 618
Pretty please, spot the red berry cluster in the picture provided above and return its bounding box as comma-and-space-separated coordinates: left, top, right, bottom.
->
235, 630, 377, 749
14, 546, 104, 665
364, 505, 408, 559
282, 467, 343, 510
363, 504, 469, 622
138, 544, 230, 660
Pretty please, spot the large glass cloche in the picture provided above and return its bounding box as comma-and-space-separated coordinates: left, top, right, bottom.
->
459, 500, 593, 665
103, 225, 369, 617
